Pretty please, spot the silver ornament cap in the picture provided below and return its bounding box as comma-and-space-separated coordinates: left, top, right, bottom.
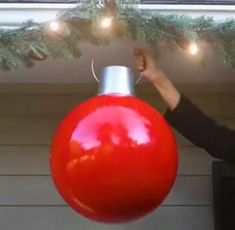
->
98, 66, 134, 96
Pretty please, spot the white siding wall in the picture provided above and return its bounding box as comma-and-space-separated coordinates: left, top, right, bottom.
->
0, 83, 234, 230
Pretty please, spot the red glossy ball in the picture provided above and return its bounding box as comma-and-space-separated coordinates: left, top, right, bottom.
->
50, 95, 178, 223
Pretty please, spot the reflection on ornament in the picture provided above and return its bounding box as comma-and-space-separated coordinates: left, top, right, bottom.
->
50, 66, 178, 223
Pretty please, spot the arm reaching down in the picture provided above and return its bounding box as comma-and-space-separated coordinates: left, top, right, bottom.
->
134, 48, 235, 164
165, 95, 235, 164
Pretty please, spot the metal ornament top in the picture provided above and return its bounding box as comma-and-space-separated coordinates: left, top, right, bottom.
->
98, 66, 135, 96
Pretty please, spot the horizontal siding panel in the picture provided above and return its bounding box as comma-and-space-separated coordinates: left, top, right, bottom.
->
0, 93, 234, 117
0, 94, 90, 116
0, 83, 234, 95
0, 176, 211, 206
179, 147, 214, 175
0, 116, 234, 146
166, 176, 211, 205
0, 146, 214, 175
0, 206, 213, 230
0, 116, 58, 145
0, 146, 50, 175
144, 94, 235, 117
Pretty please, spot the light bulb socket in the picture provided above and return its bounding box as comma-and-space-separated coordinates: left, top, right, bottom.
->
98, 66, 134, 96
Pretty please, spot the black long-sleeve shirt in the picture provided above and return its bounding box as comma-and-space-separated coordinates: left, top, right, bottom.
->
164, 95, 235, 164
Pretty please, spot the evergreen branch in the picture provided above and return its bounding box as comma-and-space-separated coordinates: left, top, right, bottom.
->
0, 0, 234, 72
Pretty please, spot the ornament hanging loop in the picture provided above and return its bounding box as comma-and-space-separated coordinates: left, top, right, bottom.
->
91, 59, 100, 82
91, 59, 142, 84
135, 72, 143, 84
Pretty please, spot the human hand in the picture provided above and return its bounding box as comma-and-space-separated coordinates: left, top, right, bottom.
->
134, 48, 180, 110
133, 48, 165, 84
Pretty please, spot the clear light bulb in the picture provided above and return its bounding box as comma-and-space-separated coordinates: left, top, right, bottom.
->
49, 21, 60, 32
100, 17, 112, 29
189, 43, 199, 55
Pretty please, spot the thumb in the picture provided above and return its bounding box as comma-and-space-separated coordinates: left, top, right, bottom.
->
133, 48, 147, 72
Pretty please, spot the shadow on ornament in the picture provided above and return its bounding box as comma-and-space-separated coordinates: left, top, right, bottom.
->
50, 65, 179, 224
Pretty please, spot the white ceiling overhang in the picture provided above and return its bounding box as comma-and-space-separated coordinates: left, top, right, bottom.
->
0, 3, 234, 29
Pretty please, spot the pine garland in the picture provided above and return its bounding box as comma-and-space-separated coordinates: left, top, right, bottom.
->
0, 0, 234, 72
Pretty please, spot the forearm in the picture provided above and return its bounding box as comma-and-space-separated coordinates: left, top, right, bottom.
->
151, 70, 181, 111
165, 96, 235, 164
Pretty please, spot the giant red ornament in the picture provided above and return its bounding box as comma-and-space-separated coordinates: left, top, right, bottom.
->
50, 66, 178, 223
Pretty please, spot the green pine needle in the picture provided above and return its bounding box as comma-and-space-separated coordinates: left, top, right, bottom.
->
0, 0, 234, 72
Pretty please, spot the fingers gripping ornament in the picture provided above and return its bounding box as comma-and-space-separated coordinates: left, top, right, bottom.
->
50, 66, 178, 223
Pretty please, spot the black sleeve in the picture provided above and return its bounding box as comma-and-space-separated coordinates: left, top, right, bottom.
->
164, 95, 235, 164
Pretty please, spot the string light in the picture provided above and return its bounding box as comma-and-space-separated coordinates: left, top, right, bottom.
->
100, 17, 113, 29
188, 42, 199, 55
49, 21, 60, 32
